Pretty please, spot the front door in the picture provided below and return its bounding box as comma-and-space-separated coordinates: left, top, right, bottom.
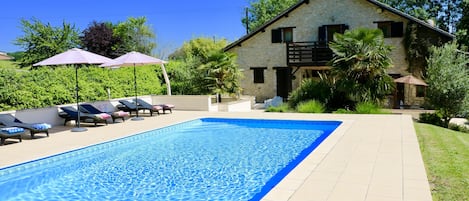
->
276, 68, 292, 100
395, 83, 405, 108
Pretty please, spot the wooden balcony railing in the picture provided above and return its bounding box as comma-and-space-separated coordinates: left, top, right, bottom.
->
287, 41, 334, 66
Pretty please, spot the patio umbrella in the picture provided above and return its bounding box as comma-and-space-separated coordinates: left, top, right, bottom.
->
394, 75, 428, 106
394, 75, 428, 86
33, 48, 113, 132
100, 51, 170, 121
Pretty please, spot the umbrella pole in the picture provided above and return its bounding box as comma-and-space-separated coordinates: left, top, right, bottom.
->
72, 66, 87, 132
132, 63, 144, 121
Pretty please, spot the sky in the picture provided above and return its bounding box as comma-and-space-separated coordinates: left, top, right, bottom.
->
0, 0, 249, 58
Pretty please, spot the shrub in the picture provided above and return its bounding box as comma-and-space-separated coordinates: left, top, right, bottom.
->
419, 112, 445, 127
265, 103, 290, 112
288, 77, 354, 112
288, 79, 331, 109
354, 102, 390, 114
296, 100, 325, 113
448, 123, 469, 133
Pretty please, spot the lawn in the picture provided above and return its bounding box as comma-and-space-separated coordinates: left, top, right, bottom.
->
414, 122, 468, 201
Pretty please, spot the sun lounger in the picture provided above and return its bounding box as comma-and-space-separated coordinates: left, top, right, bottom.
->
132, 99, 161, 116
0, 126, 24, 145
79, 103, 130, 123
59, 106, 111, 126
161, 104, 175, 114
117, 100, 148, 116
0, 114, 51, 139
156, 102, 174, 114
135, 98, 175, 115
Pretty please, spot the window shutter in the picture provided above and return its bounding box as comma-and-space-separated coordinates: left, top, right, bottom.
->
391, 22, 404, 37
253, 69, 265, 83
340, 24, 349, 33
272, 29, 282, 43
318, 26, 326, 41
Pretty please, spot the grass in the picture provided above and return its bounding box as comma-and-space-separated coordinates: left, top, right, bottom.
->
265, 103, 291, 112
332, 102, 391, 114
0, 60, 19, 69
354, 102, 391, 114
414, 122, 469, 201
296, 100, 325, 113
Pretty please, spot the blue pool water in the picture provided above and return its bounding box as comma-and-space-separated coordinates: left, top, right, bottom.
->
0, 118, 341, 200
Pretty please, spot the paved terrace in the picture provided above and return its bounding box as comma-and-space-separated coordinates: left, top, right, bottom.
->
0, 111, 431, 201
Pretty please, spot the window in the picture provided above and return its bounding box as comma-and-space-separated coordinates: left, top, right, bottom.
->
416, 86, 426, 97
318, 24, 349, 42
375, 21, 403, 38
272, 27, 294, 43
283, 28, 293, 43
251, 67, 267, 83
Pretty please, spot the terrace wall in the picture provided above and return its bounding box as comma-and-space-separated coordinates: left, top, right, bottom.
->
1, 95, 254, 127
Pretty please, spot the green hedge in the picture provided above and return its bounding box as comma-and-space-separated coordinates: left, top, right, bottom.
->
0, 65, 164, 111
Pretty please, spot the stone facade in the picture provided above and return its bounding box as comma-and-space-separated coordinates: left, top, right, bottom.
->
226, 0, 452, 107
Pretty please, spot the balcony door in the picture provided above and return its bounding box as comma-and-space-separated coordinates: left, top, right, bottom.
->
318, 24, 349, 42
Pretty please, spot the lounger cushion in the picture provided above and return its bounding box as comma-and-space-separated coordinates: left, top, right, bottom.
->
152, 105, 163, 110
161, 104, 175, 108
1, 127, 25, 134
31, 123, 52, 130
95, 113, 112, 120
113, 111, 130, 117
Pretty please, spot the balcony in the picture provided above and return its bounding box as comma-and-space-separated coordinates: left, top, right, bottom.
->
287, 41, 334, 66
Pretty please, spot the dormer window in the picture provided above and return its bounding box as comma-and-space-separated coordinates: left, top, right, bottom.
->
272, 27, 294, 43
374, 21, 404, 38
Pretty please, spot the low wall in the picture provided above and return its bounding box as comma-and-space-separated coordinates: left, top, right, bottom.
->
216, 97, 254, 112
10, 106, 63, 127
1, 95, 253, 127
151, 95, 212, 111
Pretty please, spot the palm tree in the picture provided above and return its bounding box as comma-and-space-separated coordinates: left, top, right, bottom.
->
329, 28, 395, 104
198, 51, 243, 102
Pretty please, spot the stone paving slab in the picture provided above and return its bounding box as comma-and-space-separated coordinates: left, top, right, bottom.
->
0, 111, 431, 201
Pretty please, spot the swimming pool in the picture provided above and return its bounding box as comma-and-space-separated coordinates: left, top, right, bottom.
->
0, 118, 341, 200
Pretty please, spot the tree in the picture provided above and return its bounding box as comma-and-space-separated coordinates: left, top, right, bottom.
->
198, 51, 243, 100
456, 0, 469, 48
169, 37, 227, 62
14, 18, 80, 68
378, 0, 435, 20
113, 17, 156, 55
426, 42, 469, 127
329, 28, 394, 104
242, 0, 297, 33
80, 21, 121, 58
378, 0, 462, 33
435, 0, 463, 33
166, 37, 228, 95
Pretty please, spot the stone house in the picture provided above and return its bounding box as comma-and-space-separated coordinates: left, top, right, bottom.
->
224, 0, 453, 108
